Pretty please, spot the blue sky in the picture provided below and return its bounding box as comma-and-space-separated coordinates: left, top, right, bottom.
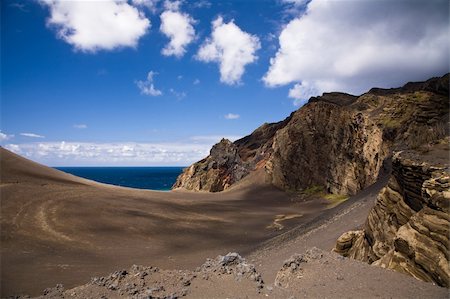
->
1, 0, 448, 166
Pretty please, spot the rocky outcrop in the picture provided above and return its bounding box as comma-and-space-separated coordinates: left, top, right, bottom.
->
335, 141, 450, 287
172, 139, 249, 192
174, 74, 449, 193
173, 118, 291, 191
24, 252, 265, 299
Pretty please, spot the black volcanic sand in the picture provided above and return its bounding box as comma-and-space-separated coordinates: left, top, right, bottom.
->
1, 148, 447, 298
2, 148, 328, 297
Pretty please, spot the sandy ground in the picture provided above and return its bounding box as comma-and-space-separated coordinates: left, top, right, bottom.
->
1, 148, 329, 297
23, 247, 447, 299
1, 148, 447, 298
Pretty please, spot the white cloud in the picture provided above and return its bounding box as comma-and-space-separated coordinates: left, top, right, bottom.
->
281, 0, 308, 4
160, 10, 195, 57
163, 0, 182, 11
192, 0, 211, 9
288, 81, 318, 106
132, 0, 159, 13
20, 133, 45, 138
169, 88, 187, 100
264, 0, 449, 97
136, 71, 163, 96
193, 79, 200, 85
279, 0, 310, 18
281, 0, 309, 7
3, 137, 239, 166
224, 113, 240, 120
196, 17, 261, 85
41, 0, 150, 52
10, 2, 28, 12
0, 132, 14, 142
73, 124, 87, 129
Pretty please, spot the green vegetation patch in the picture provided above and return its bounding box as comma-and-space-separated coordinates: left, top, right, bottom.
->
378, 118, 402, 129
410, 91, 430, 102
302, 185, 324, 195
324, 193, 349, 209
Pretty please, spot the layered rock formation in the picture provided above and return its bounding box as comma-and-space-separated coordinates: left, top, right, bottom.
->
173, 139, 248, 192
335, 141, 450, 287
174, 74, 449, 195
267, 96, 386, 195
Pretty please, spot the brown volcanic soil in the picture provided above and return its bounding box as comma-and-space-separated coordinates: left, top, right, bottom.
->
24, 248, 447, 299
1, 148, 328, 297
1, 148, 447, 298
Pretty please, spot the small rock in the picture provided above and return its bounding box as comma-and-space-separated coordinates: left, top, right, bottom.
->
220, 252, 241, 265
183, 280, 191, 287
180, 288, 189, 296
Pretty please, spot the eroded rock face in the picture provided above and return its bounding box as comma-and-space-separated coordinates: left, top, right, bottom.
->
267, 102, 386, 195
174, 74, 449, 193
173, 118, 291, 192
335, 143, 450, 287
172, 138, 249, 192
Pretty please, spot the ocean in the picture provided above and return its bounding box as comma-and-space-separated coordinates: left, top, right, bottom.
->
55, 167, 185, 191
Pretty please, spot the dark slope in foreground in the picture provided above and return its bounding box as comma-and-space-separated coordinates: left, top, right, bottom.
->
3, 148, 447, 298
3, 153, 445, 298
21, 248, 448, 299
1, 147, 90, 186
1, 147, 335, 297
174, 74, 449, 195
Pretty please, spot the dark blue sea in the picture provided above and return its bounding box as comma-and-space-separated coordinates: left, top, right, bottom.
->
55, 167, 185, 191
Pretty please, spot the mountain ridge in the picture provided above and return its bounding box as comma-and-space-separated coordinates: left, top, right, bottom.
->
173, 73, 449, 194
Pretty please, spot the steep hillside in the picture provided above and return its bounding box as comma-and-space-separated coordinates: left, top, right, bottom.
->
334, 140, 449, 287
173, 74, 449, 194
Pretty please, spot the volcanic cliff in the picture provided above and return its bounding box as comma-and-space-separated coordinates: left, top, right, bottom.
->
334, 140, 449, 287
173, 74, 449, 286
173, 74, 449, 195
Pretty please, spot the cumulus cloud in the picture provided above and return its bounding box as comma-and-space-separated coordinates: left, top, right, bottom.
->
3, 137, 239, 166
73, 124, 87, 129
41, 0, 150, 52
224, 113, 240, 120
169, 88, 187, 100
0, 132, 14, 142
264, 0, 449, 102
10, 2, 28, 12
193, 79, 200, 85
192, 0, 211, 9
288, 82, 318, 106
163, 0, 182, 11
196, 17, 261, 85
160, 9, 196, 57
20, 133, 45, 138
136, 71, 163, 96
281, 0, 309, 7
132, 0, 159, 13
